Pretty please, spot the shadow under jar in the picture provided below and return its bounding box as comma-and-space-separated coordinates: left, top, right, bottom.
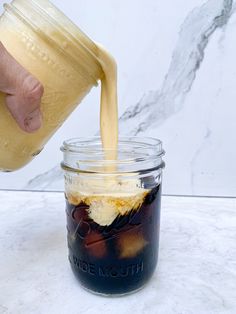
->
61, 137, 165, 296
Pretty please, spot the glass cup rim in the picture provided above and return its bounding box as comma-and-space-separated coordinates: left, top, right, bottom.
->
61, 136, 164, 157
61, 136, 165, 175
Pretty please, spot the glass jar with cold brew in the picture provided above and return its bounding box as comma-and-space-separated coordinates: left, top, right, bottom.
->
61, 137, 165, 296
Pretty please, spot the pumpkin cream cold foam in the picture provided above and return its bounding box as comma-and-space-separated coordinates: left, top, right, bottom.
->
0, 0, 118, 170
66, 178, 150, 226
64, 45, 149, 227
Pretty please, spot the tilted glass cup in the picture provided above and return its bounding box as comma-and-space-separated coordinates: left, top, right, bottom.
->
0, 0, 102, 171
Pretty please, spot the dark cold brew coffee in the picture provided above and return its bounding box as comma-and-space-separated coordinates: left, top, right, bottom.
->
66, 184, 161, 295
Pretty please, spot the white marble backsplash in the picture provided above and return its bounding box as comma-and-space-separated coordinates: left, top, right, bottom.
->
0, 0, 236, 196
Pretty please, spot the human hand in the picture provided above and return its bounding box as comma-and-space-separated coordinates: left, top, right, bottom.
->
0, 42, 44, 133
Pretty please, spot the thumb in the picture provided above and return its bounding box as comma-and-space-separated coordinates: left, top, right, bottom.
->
0, 42, 44, 133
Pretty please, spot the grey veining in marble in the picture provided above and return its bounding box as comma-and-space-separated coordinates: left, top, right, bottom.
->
26, 166, 63, 191
0, 191, 235, 314
119, 0, 233, 135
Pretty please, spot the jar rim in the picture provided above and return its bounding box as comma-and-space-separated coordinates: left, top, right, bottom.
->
61, 136, 165, 175
61, 136, 163, 154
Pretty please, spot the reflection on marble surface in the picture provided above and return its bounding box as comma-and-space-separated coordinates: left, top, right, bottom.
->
0, 191, 235, 314
0, 0, 236, 197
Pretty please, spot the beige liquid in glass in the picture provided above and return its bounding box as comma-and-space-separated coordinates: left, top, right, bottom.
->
97, 45, 118, 161
0, 0, 118, 170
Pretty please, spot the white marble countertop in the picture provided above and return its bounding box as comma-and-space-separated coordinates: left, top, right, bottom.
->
0, 191, 235, 314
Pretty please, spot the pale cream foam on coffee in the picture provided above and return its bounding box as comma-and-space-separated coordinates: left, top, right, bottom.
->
66, 178, 150, 226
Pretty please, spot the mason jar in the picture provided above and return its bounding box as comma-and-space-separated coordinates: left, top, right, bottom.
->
0, 0, 102, 171
61, 137, 165, 296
